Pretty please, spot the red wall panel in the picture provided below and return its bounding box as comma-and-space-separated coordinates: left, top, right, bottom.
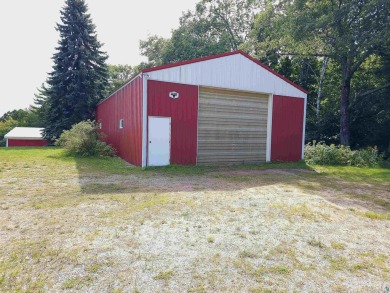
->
271, 95, 304, 162
7, 139, 48, 147
148, 80, 198, 165
96, 77, 143, 166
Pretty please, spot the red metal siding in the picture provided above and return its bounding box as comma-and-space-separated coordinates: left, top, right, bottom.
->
96, 77, 143, 166
271, 95, 305, 162
8, 139, 48, 147
148, 80, 198, 165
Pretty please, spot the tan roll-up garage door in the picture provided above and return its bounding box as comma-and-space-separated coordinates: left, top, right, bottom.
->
197, 87, 269, 165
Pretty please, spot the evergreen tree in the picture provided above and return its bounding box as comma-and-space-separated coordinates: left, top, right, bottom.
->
43, 0, 108, 140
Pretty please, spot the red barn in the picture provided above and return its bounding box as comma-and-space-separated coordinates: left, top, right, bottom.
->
97, 51, 307, 167
5, 127, 48, 147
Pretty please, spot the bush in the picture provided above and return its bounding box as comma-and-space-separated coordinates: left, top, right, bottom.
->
304, 141, 383, 167
56, 120, 115, 157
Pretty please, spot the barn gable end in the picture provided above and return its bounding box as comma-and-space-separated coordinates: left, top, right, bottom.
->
97, 51, 307, 167
143, 51, 307, 99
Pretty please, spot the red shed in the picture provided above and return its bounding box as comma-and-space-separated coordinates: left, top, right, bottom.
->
97, 51, 307, 167
5, 127, 48, 147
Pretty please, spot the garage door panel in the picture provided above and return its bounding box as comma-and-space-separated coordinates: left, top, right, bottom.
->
197, 87, 268, 165
199, 126, 267, 130
199, 112, 268, 121
200, 99, 267, 110
197, 154, 266, 165
198, 145, 267, 152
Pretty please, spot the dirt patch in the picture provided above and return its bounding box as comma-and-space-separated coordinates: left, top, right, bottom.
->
210, 168, 304, 177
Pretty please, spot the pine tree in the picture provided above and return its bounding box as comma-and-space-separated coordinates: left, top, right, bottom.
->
43, 0, 108, 140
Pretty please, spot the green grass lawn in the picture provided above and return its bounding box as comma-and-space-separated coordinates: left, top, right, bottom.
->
0, 147, 389, 292
1, 146, 388, 181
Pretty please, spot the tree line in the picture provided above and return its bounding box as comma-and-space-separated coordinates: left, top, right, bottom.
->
1, 0, 389, 155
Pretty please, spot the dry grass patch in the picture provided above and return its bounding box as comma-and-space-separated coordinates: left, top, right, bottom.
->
270, 202, 319, 222
0, 148, 389, 292
61, 275, 94, 289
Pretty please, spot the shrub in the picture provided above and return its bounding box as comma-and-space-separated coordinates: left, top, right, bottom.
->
55, 120, 115, 157
304, 141, 383, 167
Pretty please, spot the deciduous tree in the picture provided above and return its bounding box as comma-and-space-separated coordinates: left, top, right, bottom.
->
270, 0, 390, 145
107, 65, 135, 94
140, 0, 262, 65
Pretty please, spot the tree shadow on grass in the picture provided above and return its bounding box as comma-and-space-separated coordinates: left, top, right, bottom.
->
49, 151, 390, 214
75, 159, 316, 194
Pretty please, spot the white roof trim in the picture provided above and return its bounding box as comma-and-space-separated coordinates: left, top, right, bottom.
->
4, 127, 44, 140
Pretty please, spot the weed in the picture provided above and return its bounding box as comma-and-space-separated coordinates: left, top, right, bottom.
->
331, 284, 349, 293
86, 230, 101, 242
327, 256, 348, 271
308, 238, 326, 248
252, 265, 291, 279
364, 211, 389, 220
109, 289, 124, 293
61, 275, 93, 289
86, 262, 100, 273
271, 202, 316, 221
239, 250, 258, 259
249, 286, 273, 293
349, 263, 370, 272
153, 270, 173, 281
266, 242, 297, 261
207, 237, 215, 243
188, 283, 207, 293
331, 242, 345, 250
233, 258, 254, 273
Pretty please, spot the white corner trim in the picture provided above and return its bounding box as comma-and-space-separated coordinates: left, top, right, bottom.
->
6, 139, 8, 148
141, 74, 148, 168
302, 95, 307, 160
196, 85, 200, 165
266, 94, 273, 162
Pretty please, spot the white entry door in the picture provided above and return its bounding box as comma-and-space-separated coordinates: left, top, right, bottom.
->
148, 117, 171, 166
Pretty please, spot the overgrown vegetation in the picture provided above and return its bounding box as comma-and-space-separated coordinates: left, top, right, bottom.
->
305, 141, 383, 167
55, 120, 115, 157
